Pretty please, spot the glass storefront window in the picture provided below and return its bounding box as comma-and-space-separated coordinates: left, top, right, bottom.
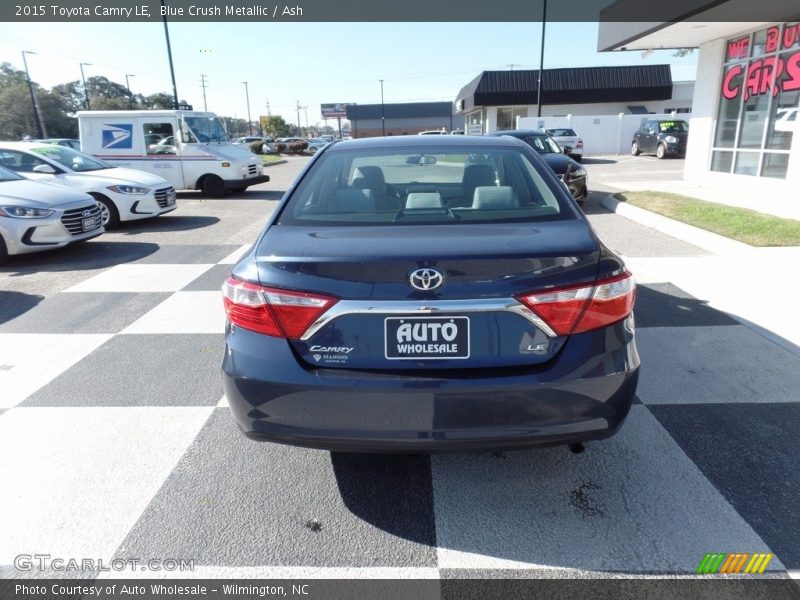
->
711, 150, 734, 172
711, 22, 798, 179
497, 107, 527, 131
762, 152, 790, 178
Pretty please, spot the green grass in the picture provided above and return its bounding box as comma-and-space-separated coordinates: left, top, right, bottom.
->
614, 191, 800, 247
260, 154, 285, 164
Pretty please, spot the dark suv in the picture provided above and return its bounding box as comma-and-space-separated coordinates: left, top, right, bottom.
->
631, 119, 689, 159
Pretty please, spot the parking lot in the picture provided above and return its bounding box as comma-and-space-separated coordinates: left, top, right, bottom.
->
1, 155, 798, 580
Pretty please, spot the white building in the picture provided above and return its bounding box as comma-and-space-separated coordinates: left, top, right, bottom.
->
599, 6, 799, 195
453, 65, 693, 134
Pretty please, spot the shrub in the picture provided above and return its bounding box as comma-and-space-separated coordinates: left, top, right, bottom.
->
288, 140, 308, 154
274, 142, 287, 153
249, 141, 264, 154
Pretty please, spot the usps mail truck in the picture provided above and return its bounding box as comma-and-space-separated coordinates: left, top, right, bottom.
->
78, 110, 269, 195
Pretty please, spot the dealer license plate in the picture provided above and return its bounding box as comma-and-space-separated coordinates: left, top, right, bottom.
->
384, 316, 470, 360
82, 217, 98, 231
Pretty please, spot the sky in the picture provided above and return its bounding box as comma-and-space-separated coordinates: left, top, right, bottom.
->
0, 21, 697, 127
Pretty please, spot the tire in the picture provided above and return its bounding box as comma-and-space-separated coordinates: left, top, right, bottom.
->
229, 185, 248, 194
201, 174, 226, 197
656, 143, 666, 159
631, 140, 640, 156
0, 234, 8, 265
93, 195, 120, 229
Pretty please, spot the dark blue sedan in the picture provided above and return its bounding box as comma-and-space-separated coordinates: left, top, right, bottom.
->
221, 135, 639, 452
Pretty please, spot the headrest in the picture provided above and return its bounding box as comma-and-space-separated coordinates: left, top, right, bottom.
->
405, 192, 444, 209
472, 186, 519, 209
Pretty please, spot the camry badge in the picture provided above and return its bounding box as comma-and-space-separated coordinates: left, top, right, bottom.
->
409, 268, 444, 291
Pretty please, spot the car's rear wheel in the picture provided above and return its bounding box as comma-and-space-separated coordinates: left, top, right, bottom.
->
631, 141, 640, 156
201, 174, 226, 197
656, 143, 666, 159
92, 194, 120, 229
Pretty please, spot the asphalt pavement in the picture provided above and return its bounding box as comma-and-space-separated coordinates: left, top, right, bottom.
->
1, 155, 798, 582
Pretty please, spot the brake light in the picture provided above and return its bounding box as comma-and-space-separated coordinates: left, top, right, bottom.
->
576, 139, 584, 148
222, 277, 337, 339
517, 272, 635, 336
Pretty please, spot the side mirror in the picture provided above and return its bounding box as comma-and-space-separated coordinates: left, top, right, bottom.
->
32, 164, 56, 174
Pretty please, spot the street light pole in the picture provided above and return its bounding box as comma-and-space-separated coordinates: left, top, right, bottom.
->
296, 101, 301, 136
537, 0, 547, 118
125, 73, 136, 109
243, 81, 252, 135
161, 0, 180, 110
379, 79, 385, 136
79, 62, 91, 110
21, 51, 45, 138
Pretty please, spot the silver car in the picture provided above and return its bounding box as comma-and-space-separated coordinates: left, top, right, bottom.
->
0, 165, 103, 263
545, 128, 584, 161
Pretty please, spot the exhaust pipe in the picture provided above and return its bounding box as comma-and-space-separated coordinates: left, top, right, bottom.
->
569, 443, 585, 454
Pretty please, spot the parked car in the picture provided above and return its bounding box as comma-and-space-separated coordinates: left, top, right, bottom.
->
147, 136, 177, 155
232, 136, 276, 154
418, 129, 449, 135
0, 164, 103, 263
305, 139, 329, 154
485, 130, 588, 202
545, 128, 583, 161
0, 142, 177, 229
631, 119, 689, 159
221, 135, 639, 452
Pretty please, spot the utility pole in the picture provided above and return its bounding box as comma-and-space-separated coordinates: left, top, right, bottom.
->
124, 74, 136, 109
537, 0, 547, 118
243, 81, 252, 135
303, 106, 309, 132
296, 101, 301, 136
161, 0, 180, 110
21, 51, 45, 138
265, 101, 271, 116
79, 62, 91, 110
379, 79, 385, 136
199, 74, 208, 111
505, 63, 521, 70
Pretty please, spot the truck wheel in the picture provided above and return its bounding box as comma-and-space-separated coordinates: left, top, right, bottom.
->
656, 143, 666, 159
92, 194, 120, 229
631, 141, 640, 156
201, 175, 226, 197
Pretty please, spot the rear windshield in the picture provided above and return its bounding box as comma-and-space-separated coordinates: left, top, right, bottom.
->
658, 120, 689, 133
278, 146, 572, 226
547, 129, 577, 137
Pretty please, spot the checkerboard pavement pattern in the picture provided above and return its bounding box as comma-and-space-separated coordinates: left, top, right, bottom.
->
1, 236, 799, 582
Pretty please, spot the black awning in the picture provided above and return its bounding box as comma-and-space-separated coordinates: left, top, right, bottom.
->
455, 65, 673, 112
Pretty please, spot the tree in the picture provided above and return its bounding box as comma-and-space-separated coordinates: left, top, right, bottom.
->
673, 48, 696, 58
261, 115, 293, 137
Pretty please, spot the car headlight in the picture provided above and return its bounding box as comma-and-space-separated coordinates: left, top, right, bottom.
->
571, 168, 587, 177
0, 205, 55, 218
106, 185, 150, 195
664, 135, 678, 144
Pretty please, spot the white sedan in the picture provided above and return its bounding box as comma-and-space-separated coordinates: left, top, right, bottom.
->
0, 142, 177, 229
0, 165, 103, 263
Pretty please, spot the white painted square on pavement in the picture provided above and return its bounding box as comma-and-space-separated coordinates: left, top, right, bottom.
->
121, 292, 225, 334
218, 244, 252, 265
432, 406, 780, 574
0, 406, 214, 565
65, 264, 214, 293
0, 333, 112, 409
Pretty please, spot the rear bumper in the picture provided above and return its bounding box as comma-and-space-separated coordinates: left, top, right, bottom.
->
222, 316, 640, 453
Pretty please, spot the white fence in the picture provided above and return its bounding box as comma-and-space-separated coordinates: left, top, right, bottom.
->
517, 113, 692, 155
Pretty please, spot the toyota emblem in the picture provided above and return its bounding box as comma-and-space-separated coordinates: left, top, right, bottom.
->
409, 268, 444, 291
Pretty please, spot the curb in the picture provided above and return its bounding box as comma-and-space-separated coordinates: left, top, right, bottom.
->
262, 159, 288, 167
600, 194, 754, 255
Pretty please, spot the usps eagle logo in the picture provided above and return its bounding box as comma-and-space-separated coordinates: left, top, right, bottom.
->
101, 124, 133, 149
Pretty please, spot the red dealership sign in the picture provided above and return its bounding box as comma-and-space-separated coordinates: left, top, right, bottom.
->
722, 24, 800, 101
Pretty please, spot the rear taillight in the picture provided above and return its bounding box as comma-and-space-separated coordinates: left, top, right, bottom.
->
576, 139, 584, 148
517, 272, 635, 336
222, 277, 337, 339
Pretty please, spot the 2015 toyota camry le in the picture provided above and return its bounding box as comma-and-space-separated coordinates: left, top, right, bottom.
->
221, 135, 639, 453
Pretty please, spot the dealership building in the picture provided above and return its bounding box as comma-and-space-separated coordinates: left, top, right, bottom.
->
599, 7, 799, 194
453, 65, 694, 134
